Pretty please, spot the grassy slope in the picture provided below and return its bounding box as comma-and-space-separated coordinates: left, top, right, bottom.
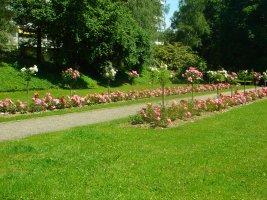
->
0, 62, 55, 91
0, 62, 182, 100
0, 100, 266, 199
0, 62, 99, 93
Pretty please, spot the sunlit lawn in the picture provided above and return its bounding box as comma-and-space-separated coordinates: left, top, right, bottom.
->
0, 99, 266, 199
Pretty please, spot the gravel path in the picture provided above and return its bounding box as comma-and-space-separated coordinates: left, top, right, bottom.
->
0, 90, 254, 142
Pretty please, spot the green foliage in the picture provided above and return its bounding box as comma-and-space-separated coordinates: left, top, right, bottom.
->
11, 0, 55, 63
170, 0, 267, 70
171, 0, 211, 48
0, 100, 266, 198
76, 74, 98, 89
0, 0, 16, 51
154, 42, 201, 71
114, 0, 164, 39
0, 62, 98, 92
0, 62, 55, 91
47, 0, 151, 73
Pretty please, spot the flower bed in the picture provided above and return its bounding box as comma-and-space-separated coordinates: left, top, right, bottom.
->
0, 83, 236, 115
130, 88, 267, 128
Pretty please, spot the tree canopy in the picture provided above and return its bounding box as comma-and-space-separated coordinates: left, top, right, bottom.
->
11, 0, 152, 73
48, 0, 151, 73
170, 0, 267, 71
0, 0, 16, 51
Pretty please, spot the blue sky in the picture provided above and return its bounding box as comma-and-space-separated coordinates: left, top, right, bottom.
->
165, 0, 179, 28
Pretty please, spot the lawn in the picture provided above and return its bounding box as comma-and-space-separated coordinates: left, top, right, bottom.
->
0, 100, 266, 199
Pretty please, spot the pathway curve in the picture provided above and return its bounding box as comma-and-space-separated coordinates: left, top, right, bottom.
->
0, 89, 255, 142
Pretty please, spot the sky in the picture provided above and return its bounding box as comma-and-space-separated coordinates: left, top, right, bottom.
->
165, 0, 179, 28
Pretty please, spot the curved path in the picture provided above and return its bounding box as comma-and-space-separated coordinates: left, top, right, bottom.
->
0, 89, 255, 142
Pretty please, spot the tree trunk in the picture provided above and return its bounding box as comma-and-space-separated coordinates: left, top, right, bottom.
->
191, 83, 194, 102
27, 81, 29, 111
162, 84, 165, 107
36, 27, 42, 64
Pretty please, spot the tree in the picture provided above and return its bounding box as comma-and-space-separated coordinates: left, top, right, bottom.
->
113, 0, 164, 40
0, 0, 15, 51
48, 0, 151, 74
170, 0, 267, 71
154, 42, 201, 71
171, 0, 211, 48
11, 0, 54, 63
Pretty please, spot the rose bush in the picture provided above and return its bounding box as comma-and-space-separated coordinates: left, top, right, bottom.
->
0, 83, 241, 115
62, 68, 80, 96
131, 88, 267, 128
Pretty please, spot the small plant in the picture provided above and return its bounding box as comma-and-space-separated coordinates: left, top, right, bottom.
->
182, 66, 203, 101
128, 70, 139, 85
20, 65, 38, 109
226, 72, 238, 96
158, 63, 170, 107
62, 68, 80, 97
252, 72, 262, 91
130, 88, 267, 128
262, 71, 267, 87
238, 70, 250, 93
101, 61, 117, 95
207, 69, 227, 97
148, 66, 159, 89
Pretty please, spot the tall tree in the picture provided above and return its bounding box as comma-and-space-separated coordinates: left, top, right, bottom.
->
171, 0, 211, 48
11, 0, 54, 63
113, 0, 164, 39
0, 0, 15, 51
48, 0, 151, 73
171, 0, 267, 70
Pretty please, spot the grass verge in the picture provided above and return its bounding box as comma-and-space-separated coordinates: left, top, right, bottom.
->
0, 99, 266, 199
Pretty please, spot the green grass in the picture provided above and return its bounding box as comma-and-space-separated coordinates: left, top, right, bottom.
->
0, 62, 99, 92
0, 62, 56, 91
0, 100, 266, 199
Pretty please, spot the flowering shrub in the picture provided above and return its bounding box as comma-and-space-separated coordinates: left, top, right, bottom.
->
131, 88, 267, 128
182, 67, 203, 101
148, 66, 159, 88
0, 83, 239, 115
128, 70, 139, 85
62, 68, 80, 81
102, 62, 117, 80
62, 68, 80, 96
21, 65, 38, 81
207, 69, 228, 97
129, 70, 139, 78
226, 72, 238, 84
207, 70, 227, 83
21, 65, 38, 109
253, 72, 263, 91
226, 72, 238, 96
157, 63, 171, 107
238, 70, 251, 92
101, 61, 117, 95
262, 71, 267, 86
182, 67, 203, 83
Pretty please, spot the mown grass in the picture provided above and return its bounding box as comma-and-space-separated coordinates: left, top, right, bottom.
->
0, 99, 266, 199
0, 62, 56, 91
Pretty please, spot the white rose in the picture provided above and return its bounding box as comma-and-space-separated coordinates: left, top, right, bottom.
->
20, 67, 27, 72
33, 65, 38, 72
